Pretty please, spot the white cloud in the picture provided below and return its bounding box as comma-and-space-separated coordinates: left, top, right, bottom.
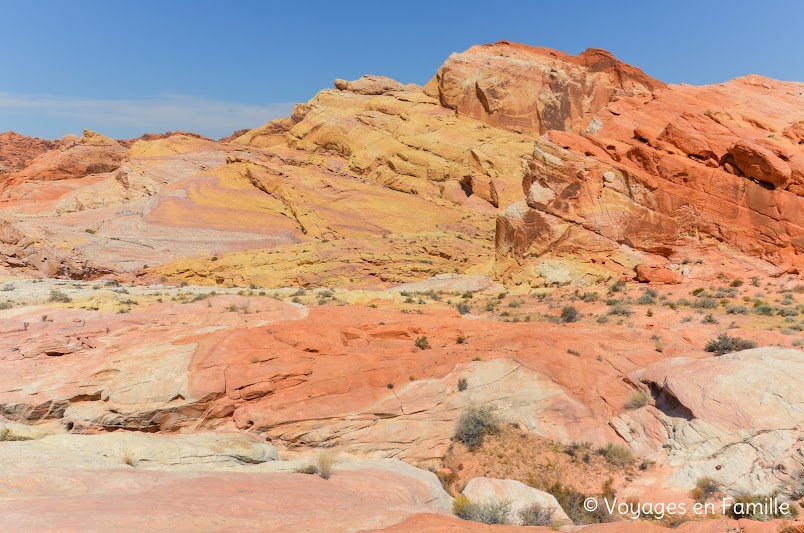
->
0, 92, 295, 139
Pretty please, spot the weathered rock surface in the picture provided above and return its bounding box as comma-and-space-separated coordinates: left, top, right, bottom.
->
0, 430, 455, 532
613, 347, 804, 495
433, 42, 663, 135
496, 72, 804, 285
0, 279, 722, 462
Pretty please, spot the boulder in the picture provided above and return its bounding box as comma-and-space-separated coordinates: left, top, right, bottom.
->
461, 476, 570, 524
614, 347, 804, 495
636, 264, 682, 284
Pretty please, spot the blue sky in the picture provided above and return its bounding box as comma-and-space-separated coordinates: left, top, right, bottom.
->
1, 1, 802, 139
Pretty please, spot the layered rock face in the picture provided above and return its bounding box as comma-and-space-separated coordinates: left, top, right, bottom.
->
1, 42, 801, 286
495, 68, 804, 285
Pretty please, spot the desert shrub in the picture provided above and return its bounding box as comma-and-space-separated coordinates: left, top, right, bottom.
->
316, 450, 335, 480
415, 336, 431, 350
704, 333, 758, 355
701, 314, 719, 324
726, 305, 749, 314
457, 378, 468, 392
560, 306, 580, 323
637, 293, 656, 305
692, 297, 717, 309
692, 287, 706, 296
754, 304, 774, 316
545, 482, 612, 524
730, 279, 744, 287
608, 305, 633, 317
508, 300, 522, 308
456, 302, 471, 315
454, 405, 499, 451
453, 496, 511, 525
596, 315, 609, 324
691, 476, 720, 503
0, 301, 12, 310
610, 280, 626, 293
725, 491, 798, 520
563, 441, 592, 459
625, 390, 650, 410
597, 443, 636, 468
294, 463, 319, 475
581, 292, 599, 302
519, 502, 554, 526
48, 289, 71, 303
779, 307, 800, 317
121, 449, 137, 466
0, 428, 31, 442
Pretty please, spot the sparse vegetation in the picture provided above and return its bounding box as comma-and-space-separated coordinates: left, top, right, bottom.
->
293, 463, 319, 475
725, 490, 798, 520
560, 306, 580, 323
691, 476, 720, 503
48, 289, 71, 303
454, 404, 500, 451
607, 304, 633, 317
456, 302, 471, 315
545, 481, 613, 524
518, 501, 554, 526
624, 390, 650, 410
701, 314, 718, 324
415, 336, 431, 350
316, 450, 335, 480
726, 305, 749, 314
637, 293, 656, 305
610, 280, 626, 293
692, 297, 717, 309
457, 378, 468, 392
453, 496, 511, 525
596, 443, 636, 468
121, 449, 137, 467
0, 428, 31, 442
704, 333, 758, 355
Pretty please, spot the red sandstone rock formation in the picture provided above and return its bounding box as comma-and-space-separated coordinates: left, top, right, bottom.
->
0, 131, 58, 172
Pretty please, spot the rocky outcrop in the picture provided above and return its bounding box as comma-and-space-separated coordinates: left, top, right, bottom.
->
0, 429, 455, 532
613, 347, 804, 495
0, 131, 57, 172
431, 42, 663, 135
2, 130, 126, 191
495, 72, 804, 285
